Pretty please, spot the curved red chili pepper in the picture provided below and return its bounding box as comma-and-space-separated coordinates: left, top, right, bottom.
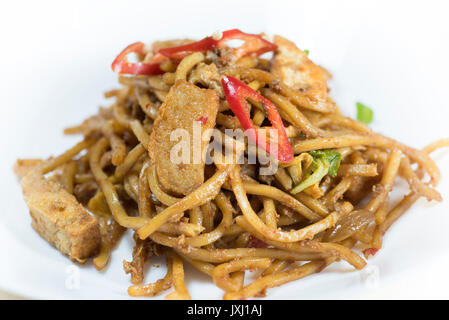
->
112, 30, 277, 75
111, 42, 165, 75
158, 37, 217, 61
159, 29, 277, 61
216, 29, 278, 59
221, 75, 293, 163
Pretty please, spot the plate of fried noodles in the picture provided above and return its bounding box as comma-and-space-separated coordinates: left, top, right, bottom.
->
1, 1, 449, 300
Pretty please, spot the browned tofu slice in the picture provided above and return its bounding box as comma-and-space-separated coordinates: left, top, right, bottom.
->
148, 80, 219, 195
20, 169, 101, 262
271, 35, 328, 103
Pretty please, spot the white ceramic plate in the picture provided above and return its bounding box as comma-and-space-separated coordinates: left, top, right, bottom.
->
1, 0, 448, 299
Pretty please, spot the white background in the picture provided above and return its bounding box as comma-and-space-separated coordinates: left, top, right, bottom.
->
0, 0, 448, 299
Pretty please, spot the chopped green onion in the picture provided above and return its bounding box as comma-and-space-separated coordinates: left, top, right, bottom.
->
309, 150, 341, 178
356, 102, 373, 124
290, 159, 329, 194
304, 49, 309, 56
290, 149, 342, 194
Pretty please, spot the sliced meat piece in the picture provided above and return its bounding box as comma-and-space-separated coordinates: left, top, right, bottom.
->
148, 80, 219, 195
21, 169, 101, 262
271, 35, 328, 103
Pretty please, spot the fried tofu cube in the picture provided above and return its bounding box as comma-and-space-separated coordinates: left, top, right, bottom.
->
20, 169, 101, 262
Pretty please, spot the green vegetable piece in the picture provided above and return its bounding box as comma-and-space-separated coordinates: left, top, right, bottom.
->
309, 150, 341, 177
290, 159, 329, 194
356, 102, 373, 124
290, 149, 342, 194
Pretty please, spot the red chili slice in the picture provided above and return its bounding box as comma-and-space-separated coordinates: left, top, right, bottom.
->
216, 29, 278, 59
221, 75, 293, 163
111, 42, 165, 76
158, 37, 217, 61
159, 29, 277, 61
112, 30, 277, 76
